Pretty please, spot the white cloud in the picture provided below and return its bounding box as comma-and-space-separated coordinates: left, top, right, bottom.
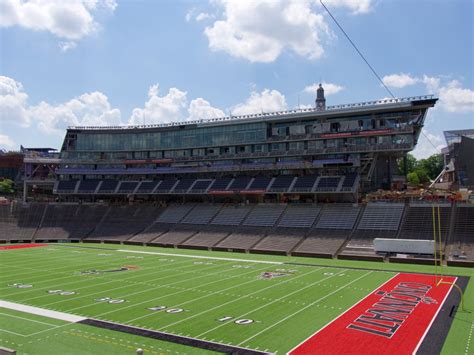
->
0, 75, 30, 127
204, 0, 331, 63
30, 91, 121, 135
0, 133, 16, 151
128, 84, 225, 125
129, 84, 188, 125
231, 89, 287, 115
382, 73, 473, 113
0, 75, 121, 136
196, 12, 212, 22
323, 0, 373, 14
188, 98, 225, 120
412, 131, 444, 160
438, 80, 474, 113
58, 41, 77, 52
382, 73, 418, 88
421, 75, 441, 93
0, 0, 117, 49
304, 82, 344, 96
185, 8, 195, 22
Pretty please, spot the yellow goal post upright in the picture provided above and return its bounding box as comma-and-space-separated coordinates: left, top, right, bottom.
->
431, 200, 466, 312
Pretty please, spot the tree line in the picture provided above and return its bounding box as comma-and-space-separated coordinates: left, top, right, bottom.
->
398, 153, 445, 185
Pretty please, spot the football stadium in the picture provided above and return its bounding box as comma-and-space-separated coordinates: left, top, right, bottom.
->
0, 86, 473, 354
1, 1, 473, 354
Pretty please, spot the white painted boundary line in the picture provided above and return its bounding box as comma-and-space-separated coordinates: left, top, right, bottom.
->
87, 318, 268, 354
287, 272, 399, 353
238, 271, 374, 346
0, 300, 86, 322
117, 249, 283, 265
412, 277, 457, 355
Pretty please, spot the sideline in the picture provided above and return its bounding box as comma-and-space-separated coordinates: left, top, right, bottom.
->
117, 249, 283, 265
0, 300, 86, 323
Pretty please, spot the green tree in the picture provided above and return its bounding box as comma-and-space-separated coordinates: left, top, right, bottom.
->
0, 179, 14, 194
418, 154, 444, 180
407, 172, 420, 185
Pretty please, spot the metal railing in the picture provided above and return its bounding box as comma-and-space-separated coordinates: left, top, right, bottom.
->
68, 95, 435, 131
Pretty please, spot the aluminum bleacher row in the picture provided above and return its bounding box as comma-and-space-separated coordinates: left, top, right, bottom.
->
1, 202, 472, 266
53, 174, 360, 195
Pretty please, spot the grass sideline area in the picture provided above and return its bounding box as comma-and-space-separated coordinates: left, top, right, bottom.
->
0, 243, 472, 354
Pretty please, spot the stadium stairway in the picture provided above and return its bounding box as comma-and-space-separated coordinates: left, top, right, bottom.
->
294, 204, 361, 258
447, 204, 474, 265
339, 203, 405, 260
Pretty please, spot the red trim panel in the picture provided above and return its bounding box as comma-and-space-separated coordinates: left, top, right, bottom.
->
290, 273, 456, 355
0, 243, 48, 251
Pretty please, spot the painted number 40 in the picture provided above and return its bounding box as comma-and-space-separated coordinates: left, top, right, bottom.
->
218, 316, 254, 325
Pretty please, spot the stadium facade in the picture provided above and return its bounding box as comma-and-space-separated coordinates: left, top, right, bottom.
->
54, 86, 438, 201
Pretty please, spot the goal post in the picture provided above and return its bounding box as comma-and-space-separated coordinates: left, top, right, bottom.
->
432, 203, 467, 312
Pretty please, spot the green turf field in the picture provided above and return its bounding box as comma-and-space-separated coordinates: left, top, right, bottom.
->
0, 243, 472, 354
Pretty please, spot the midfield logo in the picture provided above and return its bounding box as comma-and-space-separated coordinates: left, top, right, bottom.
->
259, 268, 296, 280
78, 265, 139, 275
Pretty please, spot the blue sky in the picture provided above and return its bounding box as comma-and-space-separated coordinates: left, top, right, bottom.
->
1, 0, 473, 158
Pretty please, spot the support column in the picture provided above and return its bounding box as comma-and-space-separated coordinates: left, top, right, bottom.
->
23, 181, 27, 203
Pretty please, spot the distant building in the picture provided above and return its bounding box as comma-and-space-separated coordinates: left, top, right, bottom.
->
436, 129, 474, 189
52, 90, 437, 201
0, 151, 23, 181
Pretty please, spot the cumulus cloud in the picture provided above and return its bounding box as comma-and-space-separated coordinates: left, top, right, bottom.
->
188, 98, 225, 120
323, 0, 373, 14
0, 134, 16, 151
196, 12, 212, 22
438, 80, 474, 113
197, 0, 373, 63
129, 84, 188, 125
128, 84, 224, 125
0, 0, 117, 49
58, 41, 77, 52
231, 89, 287, 115
382, 73, 418, 88
30, 92, 121, 135
412, 131, 445, 160
0, 75, 121, 136
382, 72, 473, 113
0, 76, 30, 127
204, 0, 331, 63
304, 82, 344, 96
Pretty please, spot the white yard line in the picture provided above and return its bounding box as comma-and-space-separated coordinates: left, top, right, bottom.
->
412, 277, 458, 355
287, 272, 399, 353
0, 312, 59, 327
237, 271, 373, 346
117, 249, 283, 265
154, 267, 330, 332
1, 257, 198, 300
95, 263, 271, 318
124, 264, 283, 324
0, 328, 26, 337
0, 300, 86, 322
64, 260, 246, 312
196, 269, 346, 338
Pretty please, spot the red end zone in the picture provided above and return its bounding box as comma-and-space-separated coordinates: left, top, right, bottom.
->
0, 243, 47, 251
290, 273, 456, 355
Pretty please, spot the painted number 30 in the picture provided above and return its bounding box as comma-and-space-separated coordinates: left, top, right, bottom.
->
218, 316, 254, 325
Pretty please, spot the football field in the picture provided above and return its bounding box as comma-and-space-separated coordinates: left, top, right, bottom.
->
0, 243, 472, 354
